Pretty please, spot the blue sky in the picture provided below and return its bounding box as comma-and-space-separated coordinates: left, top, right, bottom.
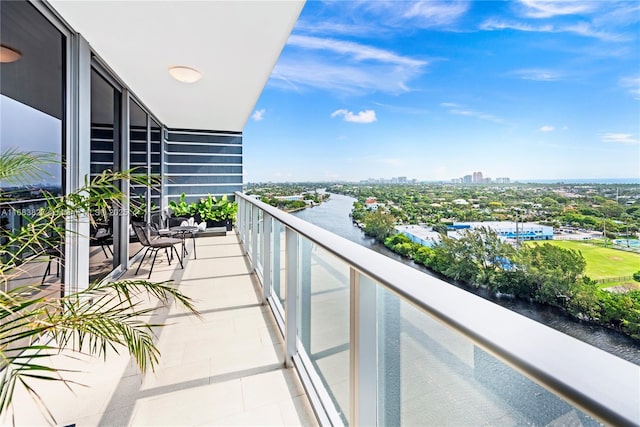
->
244, 0, 640, 183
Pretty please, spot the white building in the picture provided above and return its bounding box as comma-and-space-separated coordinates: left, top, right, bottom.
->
395, 225, 442, 247
451, 221, 554, 241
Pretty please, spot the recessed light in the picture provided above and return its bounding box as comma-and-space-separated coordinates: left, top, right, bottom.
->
168, 66, 202, 83
0, 45, 22, 63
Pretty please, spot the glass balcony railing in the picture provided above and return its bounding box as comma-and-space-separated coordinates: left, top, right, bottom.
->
235, 192, 640, 427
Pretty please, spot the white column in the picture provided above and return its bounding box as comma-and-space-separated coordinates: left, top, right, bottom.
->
350, 269, 378, 426
285, 227, 298, 367
262, 213, 272, 302
64, 34, 91, 294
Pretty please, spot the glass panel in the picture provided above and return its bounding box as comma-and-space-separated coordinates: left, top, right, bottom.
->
271, 219, 285, 306
149, 119, 161, 219
256, 209, 263, 273
165, 165, 242, 174
376, 285, 599, 426
298, 236, 351, 424
165, 144, 242, 155
165, 185, 241, 196
90, 68, 120, 281
165, 154, 241, 164
0, 1, 65, 293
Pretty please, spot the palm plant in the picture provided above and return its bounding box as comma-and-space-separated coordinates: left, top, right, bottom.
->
0, 150, 199, 423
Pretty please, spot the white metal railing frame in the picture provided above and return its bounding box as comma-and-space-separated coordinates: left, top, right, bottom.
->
235, 191, 640, 427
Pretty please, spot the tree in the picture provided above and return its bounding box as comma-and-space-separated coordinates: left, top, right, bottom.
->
362, 210, 396, 242
515, 243, 586, 307
0, 150, 199, 421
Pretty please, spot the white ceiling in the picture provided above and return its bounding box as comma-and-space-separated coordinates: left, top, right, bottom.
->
49, 1, 304, 132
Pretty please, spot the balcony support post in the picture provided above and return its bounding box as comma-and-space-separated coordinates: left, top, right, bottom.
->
300, 237, 312, 351
272, 220, 281, 299
350, 270, 378, 427
244, 202, 251, 253
251, 204, 259, 270
238, 198, 245, 245
285, 227, 298, 368
262, 213, 272, 302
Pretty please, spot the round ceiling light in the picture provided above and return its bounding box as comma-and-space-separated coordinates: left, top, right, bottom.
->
0, 45, 22, 63
168, 66, 202, 83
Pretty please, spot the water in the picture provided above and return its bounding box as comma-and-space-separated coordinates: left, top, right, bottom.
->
293, 192, 640, 365
613, 239, 640, 248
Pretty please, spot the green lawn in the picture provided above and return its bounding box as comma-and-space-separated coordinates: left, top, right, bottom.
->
525, 240, 640, 280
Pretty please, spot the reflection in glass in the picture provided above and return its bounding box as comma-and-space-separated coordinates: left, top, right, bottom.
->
0, 1, 64, 294
375, 285, 597, 425
298, 236, 350, 423
90, 68, 120, 281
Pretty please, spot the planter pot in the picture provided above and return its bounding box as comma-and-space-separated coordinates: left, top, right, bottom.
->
205, 219, 231, 230
168, 216, 189, 227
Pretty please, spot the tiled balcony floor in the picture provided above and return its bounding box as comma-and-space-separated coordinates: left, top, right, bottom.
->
2, 232, 318, 426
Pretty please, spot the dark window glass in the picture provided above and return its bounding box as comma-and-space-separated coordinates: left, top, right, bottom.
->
166, 185, 242, 196
90, 68, 121, 280
165, 144, 242, 155
166, 165, 243, 174
167, 176, 242, 185
167, 133, 241, 144
0, 1, 66, 291
165, 154, 241, 164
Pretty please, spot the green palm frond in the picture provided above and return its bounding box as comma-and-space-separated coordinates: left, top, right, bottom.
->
0, 280, 199, 420
0, 149, 57, 189
0, 150, 197, 423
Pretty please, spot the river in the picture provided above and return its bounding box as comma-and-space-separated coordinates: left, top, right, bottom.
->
293, 192, 640, 365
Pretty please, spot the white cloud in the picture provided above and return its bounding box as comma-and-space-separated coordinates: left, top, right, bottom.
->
620, 76, 640, 100
402, 1, 470, 27
540, 125, 555, 132
601, 133, 639, 145
441, 103, 504, 124
271, 36, 427, 95
331, 109, 377, 124
287, 35, 426, 68
480, 19, 626, 42
251, 109, 266, 121
512, 68, 562, 81
517, 0, 597, 18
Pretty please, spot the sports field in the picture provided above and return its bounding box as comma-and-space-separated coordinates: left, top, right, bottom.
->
525, 240, 640, 280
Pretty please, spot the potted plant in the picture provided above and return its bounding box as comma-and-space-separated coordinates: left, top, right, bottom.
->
193, 194, 225, 228
167, 192, 193, 226
217, 195, 237, 231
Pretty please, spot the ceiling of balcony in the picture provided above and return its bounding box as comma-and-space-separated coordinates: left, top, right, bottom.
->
49, 1, 304, 132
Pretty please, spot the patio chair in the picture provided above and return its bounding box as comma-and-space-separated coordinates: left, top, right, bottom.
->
132, 222, 184, 279
41, 230, 63, 284
90, 220, 113, 258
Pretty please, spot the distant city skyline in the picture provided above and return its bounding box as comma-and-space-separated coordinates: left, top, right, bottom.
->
244, 1, 640, 183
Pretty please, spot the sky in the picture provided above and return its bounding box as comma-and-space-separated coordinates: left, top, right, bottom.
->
243, 0, 640, 183
0, 95, 62, 187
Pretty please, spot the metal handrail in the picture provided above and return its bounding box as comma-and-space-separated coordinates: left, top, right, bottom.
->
236, 191, 640, 427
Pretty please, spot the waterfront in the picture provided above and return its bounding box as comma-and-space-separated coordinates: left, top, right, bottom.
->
293, 192, 640, 366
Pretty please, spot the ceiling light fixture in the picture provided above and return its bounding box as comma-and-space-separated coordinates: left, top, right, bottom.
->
0, 45, 22, 63
168, 66, 202, 83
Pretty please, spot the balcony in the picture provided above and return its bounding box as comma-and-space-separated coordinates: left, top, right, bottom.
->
3, 231, 317, 426
234, 192, 639, 426
4, 193, 640, 426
